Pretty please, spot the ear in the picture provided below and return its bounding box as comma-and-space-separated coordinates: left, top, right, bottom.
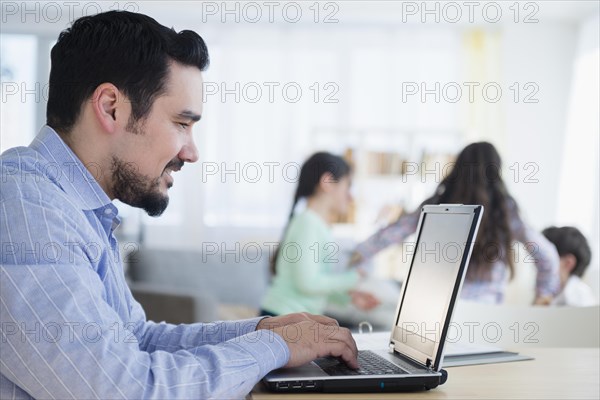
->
561, 254, 577, 274
319, 172, 336, 192
90, 83, 128, 134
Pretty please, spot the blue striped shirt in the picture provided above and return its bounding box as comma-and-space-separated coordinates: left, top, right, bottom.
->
0, 126, 289, 399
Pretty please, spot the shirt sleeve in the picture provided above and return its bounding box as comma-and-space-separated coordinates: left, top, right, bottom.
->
509, 201, 561, 298
354, 210, 421, 261
0, 196, 289, 399
128, 298, 270, 351
327, 291, 353, 306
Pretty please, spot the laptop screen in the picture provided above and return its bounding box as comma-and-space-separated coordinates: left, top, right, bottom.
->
392, 205, 481, 370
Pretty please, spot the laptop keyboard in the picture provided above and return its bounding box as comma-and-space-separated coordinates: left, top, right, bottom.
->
315, 350, 408, 376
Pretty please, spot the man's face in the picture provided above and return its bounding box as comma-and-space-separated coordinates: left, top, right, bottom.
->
111, 62, 203, 216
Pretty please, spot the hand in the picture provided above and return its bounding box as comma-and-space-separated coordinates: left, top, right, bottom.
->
350, 290, 380, 311
533, 295, 553, 306
357, 268, 367, 279
256, 312, 338, 331
349, 251, 363, 266
256, 313, 358, 369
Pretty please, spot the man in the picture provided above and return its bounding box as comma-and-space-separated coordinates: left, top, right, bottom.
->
542, 226, 596, 307
0, 11, 358, 399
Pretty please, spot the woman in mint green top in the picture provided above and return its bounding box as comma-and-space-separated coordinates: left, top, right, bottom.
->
261, 152, 379, 316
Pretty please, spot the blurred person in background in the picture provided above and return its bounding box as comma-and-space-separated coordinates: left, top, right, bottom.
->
542, 226, 596, 306
260, 152, 380, 317
350, 142, 560, 305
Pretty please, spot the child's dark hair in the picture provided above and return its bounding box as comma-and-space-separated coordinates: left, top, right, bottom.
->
422, 141, 516, 281
270, 152, 351, 275
542, 226, 592, 277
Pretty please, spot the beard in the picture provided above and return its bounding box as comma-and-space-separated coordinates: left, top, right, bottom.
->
111, 156, 183, 217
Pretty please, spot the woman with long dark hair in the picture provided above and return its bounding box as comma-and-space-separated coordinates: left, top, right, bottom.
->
351, 142, 560, 304
260, 152, 379, 316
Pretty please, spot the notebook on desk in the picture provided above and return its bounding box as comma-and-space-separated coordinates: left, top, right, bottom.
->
355, 333, 533, 367
263, 204, 483, 393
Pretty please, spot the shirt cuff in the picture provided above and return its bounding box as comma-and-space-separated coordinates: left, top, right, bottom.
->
229, 329, 290, 377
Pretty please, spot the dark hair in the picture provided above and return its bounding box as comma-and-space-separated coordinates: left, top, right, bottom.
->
47, 11, 209, 134
270, 152, 351, 275
542, 226, 591, 278
421, 142, 516, 280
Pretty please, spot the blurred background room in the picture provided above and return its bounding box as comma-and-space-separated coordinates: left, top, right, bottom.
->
2, 1, 598, 324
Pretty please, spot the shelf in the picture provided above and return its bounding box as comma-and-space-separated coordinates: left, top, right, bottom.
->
309, 126, 464, 230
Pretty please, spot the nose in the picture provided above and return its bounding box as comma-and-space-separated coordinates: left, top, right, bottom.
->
179, 133, 199, 163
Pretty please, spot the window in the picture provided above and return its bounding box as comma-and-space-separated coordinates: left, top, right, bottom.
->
199, 28, 464, 230
558, 47, 599, 258
0, 34, 37, 152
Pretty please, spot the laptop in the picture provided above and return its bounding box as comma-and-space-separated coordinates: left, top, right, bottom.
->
263, 204, 483, 393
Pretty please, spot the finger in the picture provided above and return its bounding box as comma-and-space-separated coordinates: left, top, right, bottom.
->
325, 325, 358, 356
342, 348, 359, 369
321, 340, 359, 369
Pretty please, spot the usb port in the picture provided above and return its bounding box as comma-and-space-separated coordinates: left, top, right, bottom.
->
305, 382, 316, 389
276, 382, 289, 390
291, 382, 303, 389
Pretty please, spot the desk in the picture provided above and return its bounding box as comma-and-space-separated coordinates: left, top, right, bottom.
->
249, 348, 599, 399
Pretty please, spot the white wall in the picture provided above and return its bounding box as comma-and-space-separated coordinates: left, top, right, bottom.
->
503, 23, 577, 230
1, 2, 597, 259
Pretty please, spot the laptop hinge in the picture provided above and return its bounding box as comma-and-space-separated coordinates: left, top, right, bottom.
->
426, 358, 433, 371
388, 343, 395, 353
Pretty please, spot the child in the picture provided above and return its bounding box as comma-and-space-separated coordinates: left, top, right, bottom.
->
350, 142, 560, 304
260, 152, 379, 316
542, 226, 596, 306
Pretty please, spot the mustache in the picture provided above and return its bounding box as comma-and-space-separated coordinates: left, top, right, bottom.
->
164, 159, 184, 172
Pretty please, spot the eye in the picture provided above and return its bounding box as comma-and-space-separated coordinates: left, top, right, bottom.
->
178, 122, 190, 129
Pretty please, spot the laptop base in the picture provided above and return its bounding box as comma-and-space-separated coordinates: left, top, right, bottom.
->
263, 369, 447, 393
262, 205, 481, 394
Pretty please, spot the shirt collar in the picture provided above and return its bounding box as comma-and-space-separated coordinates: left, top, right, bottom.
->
30, 125, 117, 217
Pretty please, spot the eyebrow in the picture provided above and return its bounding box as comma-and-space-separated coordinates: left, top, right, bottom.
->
178, 110, 202, 122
